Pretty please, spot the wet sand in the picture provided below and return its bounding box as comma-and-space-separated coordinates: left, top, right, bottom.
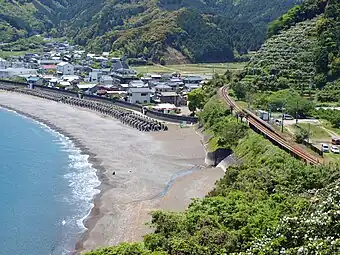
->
0, 91, 224, 253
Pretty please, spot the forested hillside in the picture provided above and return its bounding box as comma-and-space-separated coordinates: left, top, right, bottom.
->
236, 0, 340, 102
64, 0, 300, 63
0, 0, 300, 63
0, 0, 68, 42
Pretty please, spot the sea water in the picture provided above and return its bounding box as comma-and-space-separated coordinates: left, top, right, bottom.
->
0, 108, 100, 255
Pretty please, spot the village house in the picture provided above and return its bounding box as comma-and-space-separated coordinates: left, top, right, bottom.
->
154, 83, 174, 93
76, 83, 99, 95
39, 59, 62, 66
100, 75, 114, 86
112, 68, 138, 86
111, 58, 129, 71
26, 76, 43, 86
127, 87, 151, 104
183, 76, 203, 84
41, 65, 57, 73
129, 80, 145, 88
158, 91, 180, 106
62, 75, 80, 85
56, 62, 74, 75
0, 58, 8, 69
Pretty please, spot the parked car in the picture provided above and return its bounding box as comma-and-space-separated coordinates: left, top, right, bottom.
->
321, 143, 329, 153
283, 114, 294, 120
331, 145, 339, 154
332, 137, 340, 145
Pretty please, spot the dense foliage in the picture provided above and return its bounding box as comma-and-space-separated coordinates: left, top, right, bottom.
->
187, 74, 228, 115
267, 0, 327, 38
237, 18, 318, 93
252, 89, 315, 117
312, 109, 340, 128
234, 0, 340, 105
68, 0, 299, 63
315, 0, 340, 85
0, 0, 67, 42
317, 80, 340, 102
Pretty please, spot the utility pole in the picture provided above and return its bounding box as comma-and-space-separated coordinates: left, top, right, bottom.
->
307, 122, 311, 143
281, 105, 285, 133
296, 100, 299, 125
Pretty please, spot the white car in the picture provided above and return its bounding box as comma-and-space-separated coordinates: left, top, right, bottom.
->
321, 144, 329, 153
331, 145, 339, 154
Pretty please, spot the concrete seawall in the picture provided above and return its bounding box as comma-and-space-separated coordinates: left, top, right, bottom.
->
205, 148, 233, 167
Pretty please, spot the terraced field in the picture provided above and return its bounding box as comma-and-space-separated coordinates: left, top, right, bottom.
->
241, 18, 319, 92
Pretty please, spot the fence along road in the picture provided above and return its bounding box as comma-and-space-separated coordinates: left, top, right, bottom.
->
220, 87, 321, 165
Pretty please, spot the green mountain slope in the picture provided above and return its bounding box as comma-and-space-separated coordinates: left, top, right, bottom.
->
0, 0, 303, 63
0, 0, 68, 42
240, 18, 319, 92
237, 0, 340, 101
64, 0, 301, 63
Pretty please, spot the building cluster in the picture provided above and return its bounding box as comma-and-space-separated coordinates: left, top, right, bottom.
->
0, 41, 207, 114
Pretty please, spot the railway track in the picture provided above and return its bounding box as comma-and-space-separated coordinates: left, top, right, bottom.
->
220, 87, 320, 165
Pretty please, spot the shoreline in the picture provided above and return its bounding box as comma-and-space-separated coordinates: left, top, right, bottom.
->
0, 104, 109, 253
0, 92, 225, 254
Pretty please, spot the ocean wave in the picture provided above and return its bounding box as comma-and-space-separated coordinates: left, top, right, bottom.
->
2, 107, 101, 229
1, 107, 101, 255
43, 127, 101, 230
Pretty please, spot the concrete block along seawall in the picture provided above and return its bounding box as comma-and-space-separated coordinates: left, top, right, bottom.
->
0, 80, 198, 124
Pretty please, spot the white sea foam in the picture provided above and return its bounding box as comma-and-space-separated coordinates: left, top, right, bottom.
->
49, 130, 101, 231
1, 107, 101, 231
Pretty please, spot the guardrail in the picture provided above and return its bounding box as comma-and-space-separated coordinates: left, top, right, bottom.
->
0, 80, 198, 124
220, 87, 320, 165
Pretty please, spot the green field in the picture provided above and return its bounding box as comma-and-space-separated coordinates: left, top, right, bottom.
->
0, 50, 42, 59
132, 62, 246, 75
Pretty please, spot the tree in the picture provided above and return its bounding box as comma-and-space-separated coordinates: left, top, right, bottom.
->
230, 82, 247, 100
268, 90, 314, 117
198, 98, 231, 129
295, 126, 309, 143
212, 117, 248, 149
187, 88, 206, 115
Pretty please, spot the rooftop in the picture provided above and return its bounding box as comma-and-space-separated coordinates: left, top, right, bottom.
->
77, 83, 98, 89
57, 62, 71, 67
128, 87, 151, 93
159, 92, 179, 97
183, 76, 203, 81
155, 84, 171, 89
42, 65, 57, 69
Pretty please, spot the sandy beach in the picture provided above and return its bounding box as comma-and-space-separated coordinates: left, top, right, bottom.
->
0, 91, 224, 253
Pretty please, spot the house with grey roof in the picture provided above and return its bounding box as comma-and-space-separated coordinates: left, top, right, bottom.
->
154, 83, 174, 93
0, 58, 8, 69
183, 76, 203, 84
127, 87, 151, 104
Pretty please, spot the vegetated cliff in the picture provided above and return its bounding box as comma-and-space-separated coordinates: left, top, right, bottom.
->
0, 0, 69, 42
236, 0, 340, 102
0, 0, 300, 63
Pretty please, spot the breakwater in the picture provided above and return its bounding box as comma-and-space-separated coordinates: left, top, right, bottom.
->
0, 80, 198, 124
